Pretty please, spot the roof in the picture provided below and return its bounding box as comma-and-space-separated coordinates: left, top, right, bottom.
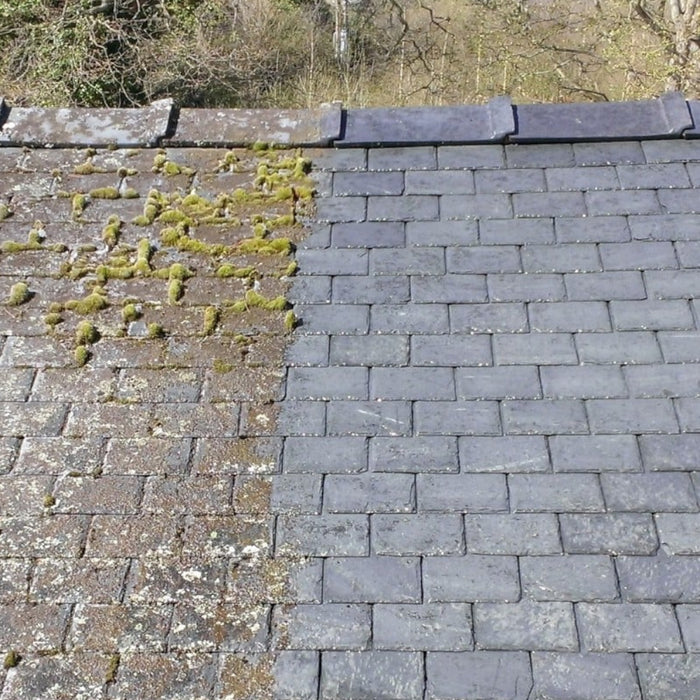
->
0, 94, 699, 699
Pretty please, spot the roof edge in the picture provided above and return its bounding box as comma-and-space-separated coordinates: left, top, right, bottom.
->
0, 94, 697, 148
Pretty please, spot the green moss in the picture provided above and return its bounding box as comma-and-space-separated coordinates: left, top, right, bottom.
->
65, 289, 108, 315
284, 310, 297, 332
131, 215, 151, 226
168, 263, 192, 281
237, 237, 292, 256
72, 193, 86, 219
74, 344, 89, 366
96, 265, 134, 283
3, 650, 20, 669
122, 187, 139, 199
215, 151, 239, 172
252, 141, 269, 152
73, 160, 103, 175
102, 215, 121, 247
272, 186, 294, 202
202, 305, 219, 336
117, 167, 137, 178
105, 653, 120, 683
43, 494, 56, 508
216, 264, 255, 279
0, 204, 12, 220
7, 282, 31, 306
122, 303, 140, 323
147, 323, 165, 338
89, 187, 120, 200
75, 320, 99, 345
152, 153, 167, 171
213, 358, 235, 373
283, 260, 298, 277
48, 302, 63, 314
229, 300, 247, 313
168, 278, 183, 304
294, 185, 315, 200
44, 312, 63, 327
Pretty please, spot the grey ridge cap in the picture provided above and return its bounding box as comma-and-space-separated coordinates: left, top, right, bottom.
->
167, 102, 342, 147
0, 98, 175, 148
512, 91, 693, 143
336, 96, 516, 147
683, 100, 700, 138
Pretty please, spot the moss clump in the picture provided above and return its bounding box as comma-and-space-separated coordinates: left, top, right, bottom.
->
284, 310, 297, 331
237, 237, 292, 256
159, 225, 227, 257
216, 264, 255, 279
74, 345, 89, 366
102, 215, 121, 248
3, 650, 20, 669
202, 306, 219, 336
168, 279, 184, 305
89, 187, 120, 200
158, 209, 194, 226
44, 312, 63, 327
122, 303, 140, 323
75, 320, 99, 345
0, 204, 12, 220
215, 151, 239, 172
147, 323, 165, 338
213, 358, 235, 373
73, 160, 103, 175
72, 193, 87, 219
122, 187, 139, 199
117, 167, 137, 178
105, 653, 120, 683
282, 260, 298, 277
43, 494, 56, 508
7, 282, 31, 306
134, 238, 153, 275
96, 265, 133, 283
252, 141, 269, 152
231, 290, 288, 313
152, 152, 194, 177
65, 288, 108, 315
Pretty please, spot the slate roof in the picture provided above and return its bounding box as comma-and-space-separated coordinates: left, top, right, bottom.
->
1, 94, 700, 699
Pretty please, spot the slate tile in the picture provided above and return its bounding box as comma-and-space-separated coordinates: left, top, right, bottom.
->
406, 220, 478, 246
368, 145, 436, 170
617, 553, 700, 603
575, 331, 662, 364
521, 243, 601, 273
372, 513, 464, 555
333, 275, 409, 304
509, 474, 604, 512
283, 437, 367, 474
450, 303, 528, 333
528, 301, 612, 332
502, 399, 588, 434
574, 141, 645, 166
657, 330, 700, 361
410, 334, 492, 367
624, 364, 700, 397
465, 513, 561, 555
636, 653, 700, 700
417, 473, 507, 513
676, 606, 700, 651
286, 367, 368, 400
412, 274, 487, 303
560, 514, 657, 555
440, 193, 512, 220
371, 367, 454, 400
326, 400, 411, 437
324, 474, 415, 514
639, 434, 700, 470
514, 192, 586, 218
475, 168, 545, 193
645, 269, 700, 298
565, 271, 646, 300
456, 366, 541, 400
556, 216, 630, 243
370, 436, 459, 473
586, 190, 660, 216
540, 365, 627, 399
329, 334, 408, 367
405, 170, 475, 194
643, 139, 700, 163
413, 400, 500, 436
459, 436, 550, 473
331, 221, 405, 248
616, 163, 690, 189
438, 145, 506, 169
629, 213, 700, 241
447, 245, 521, 273
295, 304, 369, 335
333, 171, 404, 196
367, 195, 439, 222
549, 435, 641, 472
506, 143, 575, 167
599, 241, 678, 270
658, 188, 700, 213
493, 332, 576, 364
276, 515, 369, 556
372, 304, 449, 334
587, 398, 678, 434
545, 166, 619, 191
655, 513, 700, 554
488, 272, 565, 302
602, 473, 697, 512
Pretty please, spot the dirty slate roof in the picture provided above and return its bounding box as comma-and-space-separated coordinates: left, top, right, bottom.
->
0, 93, 700, 699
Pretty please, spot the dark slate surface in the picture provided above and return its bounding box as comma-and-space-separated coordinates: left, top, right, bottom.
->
512, 92, 693, 143
336, 97, 515, 147
275, 137, 700, 698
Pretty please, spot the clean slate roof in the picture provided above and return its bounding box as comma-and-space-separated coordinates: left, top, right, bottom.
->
0, 93, 700, 699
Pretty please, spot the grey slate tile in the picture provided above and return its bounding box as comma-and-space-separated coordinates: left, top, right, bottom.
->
286, 275, 332, 304
576, 603, 682, 652
556, 216, 630, 243
655, 513, 700, 554
311, 148, 367, 171
482, 219, 557, 246
657, 330, 700, 361
423, 555, 520, 603
314, 195, 367, 223
506, 143, 575, 168
585, 189, 660, 216
368, 145, 436, 170
545, 165, 619, 191
276, 514, 369, 556
370, 436, 459, 473
610, 300, 694, 330
675, 241, 700, 267
320, 651, 424, 700
514, 192, 586, 218
333, 275, 409, 304
475, 168, 546, 193
371, 367, 454, 400
509, 474, 605, 512
639, 434, 700, 470
629, 213, 700, 241
286, 367, 368, 400
599, 241, 678, 270
658, 188, 700, 213
616, 163, 691, 189
540, 365, 627, 399
531, 652, 641, 700
277, 401, 327, 436
411, 273, 487, 303
406, 220, 478, 246
447, 245, 522, 273
456, 366, 541, 400
493, 332, 576, 365
645, 269, 700, 298
616, 553, 700, 603
324, 474, 415, 514
413, 400, 501, 436
417, 473, 507, 512
675, 606, 700, 651
295, 304, 369, 335
601, 473, 697, 512
440, 193, 512, 220
367, 194, 439, 221
624, 364, 700, 397
565, 271, 646, 300
586, 398, 679, 434
574, 141, 645, 166
371, 513, 464, 555
296, 248, 369, 275
283, 437, 366, 474
502, 399, 588, 434
405, 170, 475, 194
450, 303, 529, 333
528, 301, 612, 332
270, 474, 323, 514
426, 651, 532, 700
488, 272, 566, 302
371, 304, 449, 334
410, 334, 492, 367
459, 436, 550, 473
273, 603, 371, 650
329, 335, 409, 367
333, 171, 404, 196
465, 513, 562, 555
331, 221, 405, 248
324, 556, 421, 603
437, 144, 506, 169
549, 435, 641, 472
559, 514, 657, 555
326, 400, 411, 437
636, 653, 700, 700
273, 651, 320, 700
474, 601, 578, 651
521, 555, 618, 602
643, 138, 700, 162
374, 603, 473, 651
521, 243, 601, 273
575, 331, 662, 364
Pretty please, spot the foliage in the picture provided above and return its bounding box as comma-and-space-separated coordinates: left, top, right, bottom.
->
0, 0, 697, 107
